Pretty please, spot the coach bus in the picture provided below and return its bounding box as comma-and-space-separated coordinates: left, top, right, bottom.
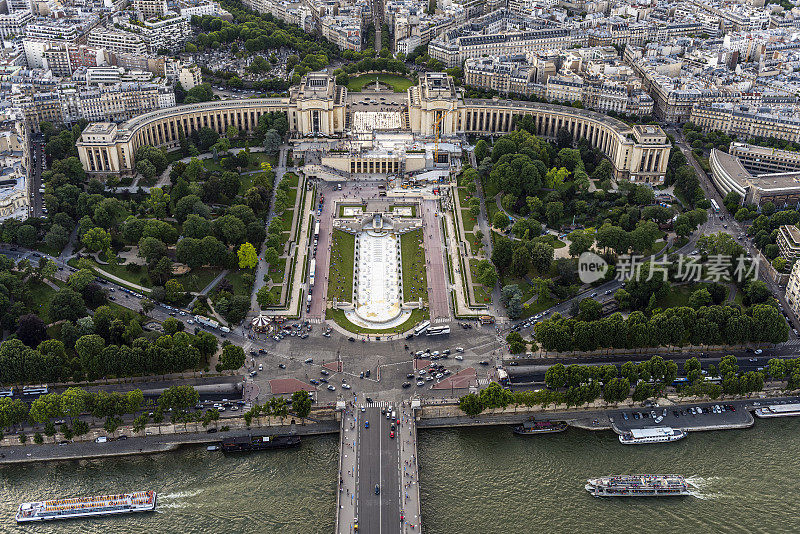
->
413, 321, 431, 336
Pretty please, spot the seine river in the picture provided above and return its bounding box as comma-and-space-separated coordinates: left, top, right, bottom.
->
2, 419, 800, 533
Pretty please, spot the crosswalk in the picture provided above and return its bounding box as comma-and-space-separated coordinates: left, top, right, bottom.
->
361, 400, 393, 409
477, 378, 490, 386
783, 339, 800, 348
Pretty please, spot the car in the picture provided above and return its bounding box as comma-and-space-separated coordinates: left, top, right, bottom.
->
754, 349, 763, 354
673, 410, 680, 417
249, 350, 258, 356
327, 385, 335, 391
389, 431, 395, 439
478, 360, 489, 365
386, 411, 391, 419
365, 421, 369, 428
402, 382, 411, 388
622, 412, 629, 420
417, 380, 425, 386
319, 378, 328, 383
426, 376, 434, 381
359, 372, 365, 379
342, 384, 351, 390
375, 484, 380, 495
407, 373, 415, 379
278, 363, 286, 369
321, 370, 330, 376
258, 364, 263, 371
349, 337, 356, 342
95, 436, 108, 443
207, 427, 218, 433
435, 373, 443, 379
305, 358, 314, 363
455, 355, 464, 361
590, 292, 597, 297
250, 371, 258, 377
310, 379, 319, 385
361, 406, 366, 412
364, 370, 371, 378
117, 435, 128, 440
418, 369, 426, 375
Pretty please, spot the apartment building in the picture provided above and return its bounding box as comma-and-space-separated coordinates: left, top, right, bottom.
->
134, 0, 168, 19
785, 260, 800, 317
320, 15, 361, 51
0, 9, 32, 39
777, 225, 800, 263
691, 102, 800, 144
88, 28, 147, 56
178, 63, 202, 91
0, 106, 29, 222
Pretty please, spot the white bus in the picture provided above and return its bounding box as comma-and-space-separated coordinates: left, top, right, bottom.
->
22, 385, 48, 396
413, 321, 431, 336
710, 198, 720, 213
309, 258, 316, 286
0, 387, 13, 398
313, 221, 320, 240
426, 325, 450, 337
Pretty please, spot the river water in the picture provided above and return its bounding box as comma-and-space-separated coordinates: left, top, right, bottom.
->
2, 420, 799, 533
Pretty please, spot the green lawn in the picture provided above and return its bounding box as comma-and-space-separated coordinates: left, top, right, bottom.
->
401, 229, 427, 303
457, 188, 477, 232
281, 208, 295, 228
269, 259, 286, 284
35, 243, 61, 257
347, 74, 414, 93
28, 281, 57, 323
327, 308, 429, 335
539, 234, 567, 249
222, 269, 254, 296
328, 229, 355, 302
70, 257, 221, 294
469, 258, 493, 304
657, 284, 693, 309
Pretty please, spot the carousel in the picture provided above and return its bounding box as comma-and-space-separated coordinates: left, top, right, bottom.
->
251, 314, 271, 333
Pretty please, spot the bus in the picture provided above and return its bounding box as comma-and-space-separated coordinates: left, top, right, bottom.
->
413, 321, 431, 336
22, 385, 48, 396
710, 199, 720, 213
309, 258, 316, 286
313, 221, 320, 240
479, 315, 495, 325
0, 387, 13, 398
426, 325, 450, 337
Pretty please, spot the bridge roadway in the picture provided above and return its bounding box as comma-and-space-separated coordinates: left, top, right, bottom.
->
337, 402, 421, 533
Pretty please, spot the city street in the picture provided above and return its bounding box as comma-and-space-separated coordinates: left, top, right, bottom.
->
357, 406, 401, 533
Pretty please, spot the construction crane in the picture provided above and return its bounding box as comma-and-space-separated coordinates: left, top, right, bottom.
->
433, 107, 454, 166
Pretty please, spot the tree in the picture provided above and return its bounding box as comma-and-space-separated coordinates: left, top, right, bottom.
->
164, 278, 185, 304
15, 224, 37, 247
263, 129, 281, 155
138, 236, 167, 264
257, 285, 277, 308
474, 140, 489, 163
291, 390, 312, 421
237, 242, 258, 269
545, 363, 567, 388
60, 387, 89, 422
263, 247, 280, 267
67, 268, 95, 293
493, 212, 509, 229
15, 314, 46, 347
545, 201, 564, 228
49, 289, 86, 322
217, 344, 245, 371
162, 317, 185, 335
577, 298, 601, 321
459, 393, 483, 416
568, 229, 594, 257
44, 224, 70, 251
506, 331, 526, 353
475, 260, 498, 288
81, 227, 111, 253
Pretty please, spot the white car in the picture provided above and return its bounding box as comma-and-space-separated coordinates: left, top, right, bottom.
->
455, 347, 464, 353
455, 355, 464, 361
187, 319, 194, 324
754, 349, 763, 354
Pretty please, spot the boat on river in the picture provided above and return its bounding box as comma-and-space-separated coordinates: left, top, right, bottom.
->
585, 475, 692, 497
16, 491, 156, 522
220, 434, 300, 453
618, 427, 686, 444
512, 420, 568, 435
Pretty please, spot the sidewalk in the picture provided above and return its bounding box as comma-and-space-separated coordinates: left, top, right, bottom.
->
337, 406, 359, 534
